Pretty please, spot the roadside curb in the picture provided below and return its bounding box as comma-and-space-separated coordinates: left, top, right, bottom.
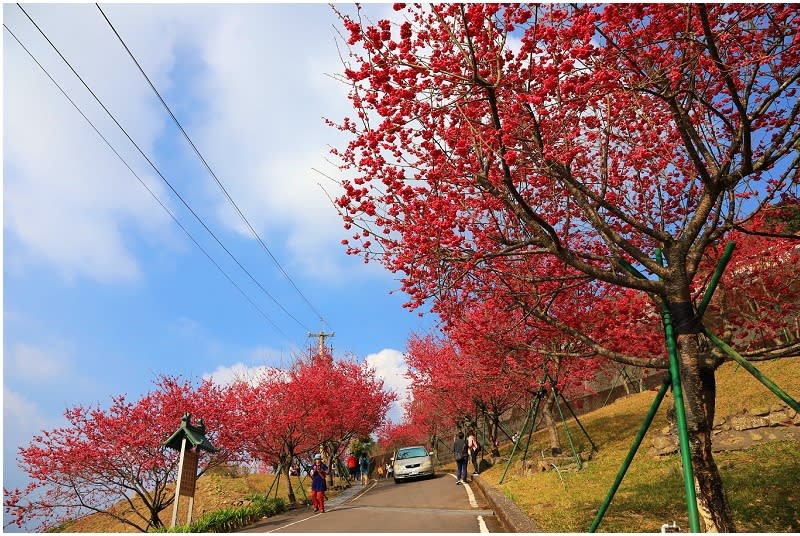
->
471, 475, 540, 533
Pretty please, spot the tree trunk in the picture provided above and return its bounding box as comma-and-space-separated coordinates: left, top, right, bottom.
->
284, 464, 296, 504
542, 395, 562, 456
150, 510, 163, 531
676, 331, 735, 532
491, 414, 501, 456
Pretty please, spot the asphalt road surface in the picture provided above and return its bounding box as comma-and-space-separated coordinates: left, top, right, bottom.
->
239, 472, 504, 533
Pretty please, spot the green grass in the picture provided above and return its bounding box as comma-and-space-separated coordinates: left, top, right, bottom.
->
480, 359, 800, 532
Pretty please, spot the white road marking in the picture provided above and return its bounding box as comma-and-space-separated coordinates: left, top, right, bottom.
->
463, 481, 479, 508
266, 512, 321, 533
348, 480, 376, 503
451, 472, 488, 531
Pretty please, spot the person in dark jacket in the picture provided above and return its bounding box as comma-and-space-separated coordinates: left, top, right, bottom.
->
359, 453, 370, 486
452, 431, 468, 484
310, 454, 328, 512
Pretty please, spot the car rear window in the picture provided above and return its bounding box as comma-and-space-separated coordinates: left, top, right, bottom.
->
397, 447, 428, 459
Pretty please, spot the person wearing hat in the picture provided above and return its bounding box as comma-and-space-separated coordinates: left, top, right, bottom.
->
310, 454, 328, 513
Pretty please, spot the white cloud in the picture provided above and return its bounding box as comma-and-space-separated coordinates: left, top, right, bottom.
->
4, 4, 403, 286
201, 362, 277, 386
3, 3, 174, 283
3, 388, 58, 490
365, 348, 411, 423
191, 5, 355, 280
10, 343, 70, 383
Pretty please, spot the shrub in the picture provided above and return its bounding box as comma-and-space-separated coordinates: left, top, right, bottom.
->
153, 496, 285, 533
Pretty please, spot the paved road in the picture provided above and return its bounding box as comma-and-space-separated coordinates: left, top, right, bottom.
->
240, 472, 504, 533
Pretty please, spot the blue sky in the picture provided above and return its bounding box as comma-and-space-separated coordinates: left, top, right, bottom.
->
3, 2, 437, 518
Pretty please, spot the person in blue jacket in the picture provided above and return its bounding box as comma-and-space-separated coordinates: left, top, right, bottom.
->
310, 454, 328, 512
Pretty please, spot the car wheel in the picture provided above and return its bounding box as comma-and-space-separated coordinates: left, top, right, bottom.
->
393, 477, 399, 484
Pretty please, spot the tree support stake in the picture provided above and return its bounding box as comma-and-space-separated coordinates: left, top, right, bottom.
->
704, 329, 800, 413
547, 374, 598, 453
589, 374, 671, 532
499, 391, 541, 484
551, 384, 582, 470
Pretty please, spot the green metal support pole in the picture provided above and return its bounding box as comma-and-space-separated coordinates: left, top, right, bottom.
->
494, 418, 517, 442
696, 242, 735, 320
266, 463, 282, 499
520, 391, 544, 462
552, 386, 582, 470
602, 369, 622, 407
557, 386, 598, 452
289, 456, 308, 504
500, 395, 537, 484
619, 253, 700, 532
662, 303, 701, 532
656, 249, 701, 533
589, 375, 672, 532
704, 329, 800, 413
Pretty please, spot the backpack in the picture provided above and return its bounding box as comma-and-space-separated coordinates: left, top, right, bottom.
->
460, 439, 469, 460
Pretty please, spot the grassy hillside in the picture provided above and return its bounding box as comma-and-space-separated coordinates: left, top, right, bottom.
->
482, 358, 800, 532
63, 358, 799, 533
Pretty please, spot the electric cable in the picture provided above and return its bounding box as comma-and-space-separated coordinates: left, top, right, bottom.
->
15, 3, 314, 333
96, 3, 328, 326
4, 22, 296, 345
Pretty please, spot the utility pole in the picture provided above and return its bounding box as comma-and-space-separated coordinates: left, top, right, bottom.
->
308, 330, 334, 359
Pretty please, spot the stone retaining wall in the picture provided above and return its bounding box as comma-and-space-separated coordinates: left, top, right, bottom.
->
650, 403, 800, 456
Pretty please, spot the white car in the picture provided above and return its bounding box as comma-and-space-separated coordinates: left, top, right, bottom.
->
391, 445, 435, 483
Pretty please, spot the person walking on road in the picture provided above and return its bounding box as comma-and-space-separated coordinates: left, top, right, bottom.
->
467, 429, 480, 476
347, 453, 358, 481
310, 454, 328, 513
452, 431, 468, 484
359, 453, 370, 486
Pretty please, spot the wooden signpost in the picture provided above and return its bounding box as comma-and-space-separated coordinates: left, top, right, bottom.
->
163, 413, 218, 528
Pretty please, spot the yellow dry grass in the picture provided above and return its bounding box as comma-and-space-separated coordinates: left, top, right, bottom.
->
63, 470, 336, 533
478, 358, 800, 532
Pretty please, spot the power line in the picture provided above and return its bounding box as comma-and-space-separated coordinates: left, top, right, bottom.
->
3, 22, 296, 345
15, 3, 314, 334
95, 3, 328, 326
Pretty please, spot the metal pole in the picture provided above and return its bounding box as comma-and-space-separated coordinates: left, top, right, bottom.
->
704, 329, 800, 413
266, 463, 282, 498
294, 457, 309, 503
589, 375, 671, 532
558, 388, 599, 452
620, 253, 701, 532
695, 242, 735, 320
170, 437, 187, 528
656, 249, 701, 533
499, 396, 537, 484
602, 369, 622, 407
552, 386, 582, 470
520, 391, 544, 462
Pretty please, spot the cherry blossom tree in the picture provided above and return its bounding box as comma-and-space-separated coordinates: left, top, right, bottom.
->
233, 349, 394, 502
4, 376, 237, 532
331, 4, 799, 530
